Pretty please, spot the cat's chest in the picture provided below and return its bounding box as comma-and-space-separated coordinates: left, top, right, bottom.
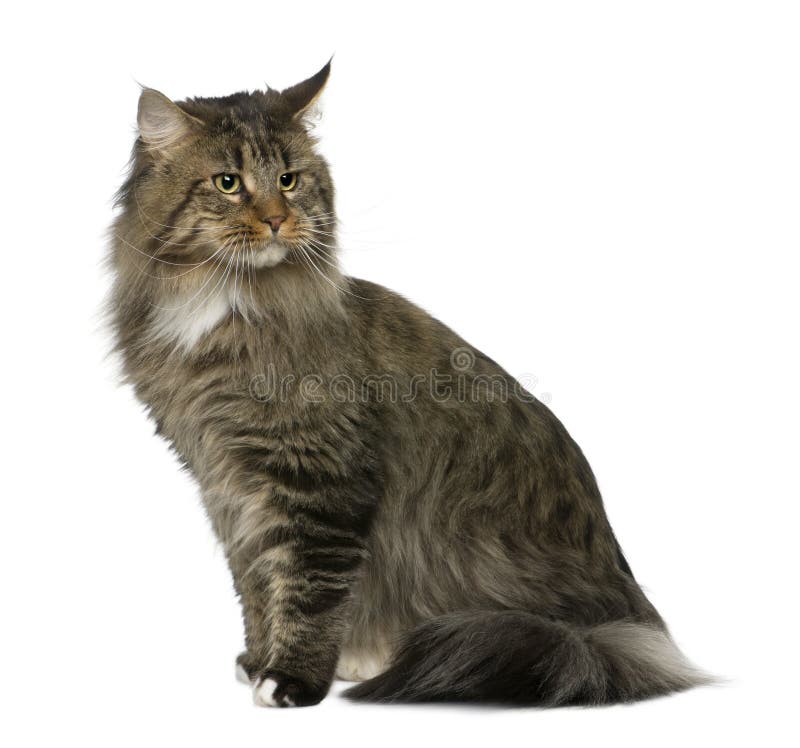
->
131, 321, 349, 471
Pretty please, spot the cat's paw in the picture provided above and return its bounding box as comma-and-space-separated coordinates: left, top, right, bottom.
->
252, 670, 325, 708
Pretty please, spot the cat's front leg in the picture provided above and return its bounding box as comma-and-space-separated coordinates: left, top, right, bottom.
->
234, 525, 368, 707
225, 468, 377, 707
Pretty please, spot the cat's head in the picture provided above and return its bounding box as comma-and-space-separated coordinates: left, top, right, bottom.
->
118, 61, 335, 273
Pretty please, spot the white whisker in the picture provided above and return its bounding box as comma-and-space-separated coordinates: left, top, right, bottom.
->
148, 238, 235, 312
116, 232, 210, 267
294, 240, 370, 299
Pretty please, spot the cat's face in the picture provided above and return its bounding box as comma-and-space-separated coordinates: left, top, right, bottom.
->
126, 63, 335, 273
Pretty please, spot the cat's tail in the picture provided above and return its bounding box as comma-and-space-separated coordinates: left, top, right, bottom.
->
344, 610, 711, 705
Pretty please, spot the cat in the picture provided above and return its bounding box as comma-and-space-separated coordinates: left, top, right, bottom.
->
107, 60, 709, 708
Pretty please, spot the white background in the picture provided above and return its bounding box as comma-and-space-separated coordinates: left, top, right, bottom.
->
2, 1, 798, 745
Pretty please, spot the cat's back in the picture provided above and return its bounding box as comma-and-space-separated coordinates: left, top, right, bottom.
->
341, 275, 603, 521
343, 277, 458, 362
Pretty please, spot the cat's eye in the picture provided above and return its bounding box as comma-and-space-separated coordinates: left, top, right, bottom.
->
279, 172, 297, 191
213, 173, 242, 194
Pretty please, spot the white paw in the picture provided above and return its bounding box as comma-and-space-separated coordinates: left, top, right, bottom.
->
235, 662, 252, 685
253, 677, 296, 708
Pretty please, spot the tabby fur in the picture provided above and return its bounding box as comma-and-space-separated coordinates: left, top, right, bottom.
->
107, 61, 708, 707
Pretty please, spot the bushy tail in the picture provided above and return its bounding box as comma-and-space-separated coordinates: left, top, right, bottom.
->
345, 611, 710, 705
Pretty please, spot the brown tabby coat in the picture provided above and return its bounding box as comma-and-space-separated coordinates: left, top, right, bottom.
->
107, 62, 707, 707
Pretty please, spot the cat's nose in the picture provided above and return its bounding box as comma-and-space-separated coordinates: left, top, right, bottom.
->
262, 214, 287, 233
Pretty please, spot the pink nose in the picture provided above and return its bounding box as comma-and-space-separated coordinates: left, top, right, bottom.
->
263, 214, 287, 232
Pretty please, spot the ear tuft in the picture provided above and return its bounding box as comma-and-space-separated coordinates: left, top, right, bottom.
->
280, 59, 332, 119
137, 88, 203, 150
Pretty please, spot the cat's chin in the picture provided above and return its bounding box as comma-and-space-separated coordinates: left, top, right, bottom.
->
250, 243, 289, 269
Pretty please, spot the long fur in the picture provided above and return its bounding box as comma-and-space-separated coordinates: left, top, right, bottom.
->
107, 62, 709, 707
346, 611, 710, 704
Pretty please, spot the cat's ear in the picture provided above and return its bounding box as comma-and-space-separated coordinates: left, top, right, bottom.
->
137, 88, 204, 150
280, 59, 332, 119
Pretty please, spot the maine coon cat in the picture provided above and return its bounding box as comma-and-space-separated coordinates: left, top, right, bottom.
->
107, 61, 708, 708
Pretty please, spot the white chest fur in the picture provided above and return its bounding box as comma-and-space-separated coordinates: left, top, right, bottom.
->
146, 245, 294, 351
148, 285, 234, 351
